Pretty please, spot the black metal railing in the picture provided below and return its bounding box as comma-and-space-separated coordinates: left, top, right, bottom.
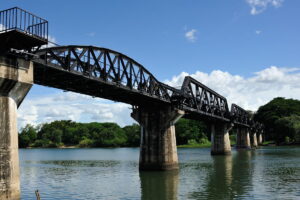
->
0, 7, 48, 41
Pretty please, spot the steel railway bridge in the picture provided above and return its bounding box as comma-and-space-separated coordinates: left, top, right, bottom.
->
0, 7, 264, 200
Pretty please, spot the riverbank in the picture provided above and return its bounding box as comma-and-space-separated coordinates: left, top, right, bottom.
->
21, 141, 300, 149
262, 141, 300, 146
177, 143, 211, 148
24, 144, 211, 149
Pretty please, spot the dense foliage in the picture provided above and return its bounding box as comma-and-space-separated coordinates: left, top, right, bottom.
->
19, 97, 300, 147
19, 121, 139, 148
254, 97, 300, 144
175, 119, 209, 145
19, 119, 209, 148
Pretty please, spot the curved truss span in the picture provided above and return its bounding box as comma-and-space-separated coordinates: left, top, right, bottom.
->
31, 45, 261, 126
179, 76, 230, 121
33, 45, 179, 106
230, 104, 250, 127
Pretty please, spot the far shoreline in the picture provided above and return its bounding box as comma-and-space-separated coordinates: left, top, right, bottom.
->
20, 143, 300, 149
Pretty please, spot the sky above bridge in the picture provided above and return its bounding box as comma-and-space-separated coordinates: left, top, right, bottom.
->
1, 0, 300, 128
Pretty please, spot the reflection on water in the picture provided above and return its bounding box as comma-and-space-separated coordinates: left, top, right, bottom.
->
27, 160, 121, 168
19, 147, 300, 200
187, 152, 254, 200
140, 171, 179, 200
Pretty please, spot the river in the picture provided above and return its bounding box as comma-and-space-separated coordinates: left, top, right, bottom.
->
19, 147, 300, 200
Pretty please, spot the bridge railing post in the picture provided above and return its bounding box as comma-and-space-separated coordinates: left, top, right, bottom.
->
131, 106, 184, 171
0, 56, 33, 200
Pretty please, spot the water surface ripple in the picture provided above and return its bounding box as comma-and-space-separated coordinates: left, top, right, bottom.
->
20, 147, 300, 200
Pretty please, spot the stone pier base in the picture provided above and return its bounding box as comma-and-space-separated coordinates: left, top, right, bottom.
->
258, 133, 263, 145
131, 106, 184, 171
0, 56, 33, 200
251, 132, 258, 148
211, 122, 232, 155
236, 127, 251, 149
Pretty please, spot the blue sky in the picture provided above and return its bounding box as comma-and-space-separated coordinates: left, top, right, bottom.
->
1, 0, 300, 127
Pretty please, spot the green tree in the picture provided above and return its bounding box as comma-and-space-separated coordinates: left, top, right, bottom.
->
37, 123, 63, 147
254, 97, 300, 144
175, 119, 208, 145
92, 123, 127, 147
19, 124, 38, 148
123, 124, 140, 147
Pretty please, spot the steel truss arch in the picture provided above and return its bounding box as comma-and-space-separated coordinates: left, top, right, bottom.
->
32, 45, 262, 127
34, 45, 178, 106
179, 76, 230, 121
230, 103, 250, 127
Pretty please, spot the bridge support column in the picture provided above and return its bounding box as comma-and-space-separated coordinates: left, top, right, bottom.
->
0, 56, 33, 200
131, 106, 184, 171
251, 132, 258, 148
211, 122, 232, 155
236, 127, 251, 149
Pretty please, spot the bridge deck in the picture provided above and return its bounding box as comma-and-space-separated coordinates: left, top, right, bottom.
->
30, 45, 253, 124
33, 61, 170, 107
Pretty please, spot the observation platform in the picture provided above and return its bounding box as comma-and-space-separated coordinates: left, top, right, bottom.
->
0, 7, 48, 51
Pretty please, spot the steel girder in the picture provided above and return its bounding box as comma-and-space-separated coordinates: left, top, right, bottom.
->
33, 46, 178, 106
230, 104, 250, 127
178, 76, 230, 121
250, 122, 264, 133
32, 45, 262, 126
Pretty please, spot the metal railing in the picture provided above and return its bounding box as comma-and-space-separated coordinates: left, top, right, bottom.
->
0, 7, 48, 41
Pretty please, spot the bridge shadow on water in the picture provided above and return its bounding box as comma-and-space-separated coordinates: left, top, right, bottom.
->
187, 150, 255, 200
140, 170, 179, 200
139, 150, 256, 200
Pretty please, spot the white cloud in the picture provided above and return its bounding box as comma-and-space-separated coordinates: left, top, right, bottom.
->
48, 35, 57, 46
18, 91, 133, 129
41, 35, 57, 48
185, 29, 197, 42
246, 0, 284, 15
0, 24, 6, 31
164, 66, 300, 111
255, 30, 262, 34
87, 32, 96, 37
18, 66, 300, 129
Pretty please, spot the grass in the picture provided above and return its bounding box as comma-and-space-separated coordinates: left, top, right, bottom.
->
178, 135, 237, 148
263, 141, 275, 145
177, 142, 211, 148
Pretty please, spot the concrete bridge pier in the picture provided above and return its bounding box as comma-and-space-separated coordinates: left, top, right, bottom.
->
258, 131, 263, 145
0, 56, 33, 200
236, 127, 251, 149
131, 106, 184, 171
251, 132, 258, 148
210, 122, 232, 155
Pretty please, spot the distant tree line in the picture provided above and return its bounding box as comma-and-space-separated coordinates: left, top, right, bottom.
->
19, 97, 299, 148
254, 97, 300, 144
18, 119, 209, 148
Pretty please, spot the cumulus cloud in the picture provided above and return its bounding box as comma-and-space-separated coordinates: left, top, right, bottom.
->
18, 91, 133, 129
164, 66, 300, 111
18, 66, 300, 129
0, 24, 6, 31
185, 29, 197, 42
246, 0, 284, 15
41, 35, 57, 48
255, 30, 262, 34
87, 32, 96, 37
